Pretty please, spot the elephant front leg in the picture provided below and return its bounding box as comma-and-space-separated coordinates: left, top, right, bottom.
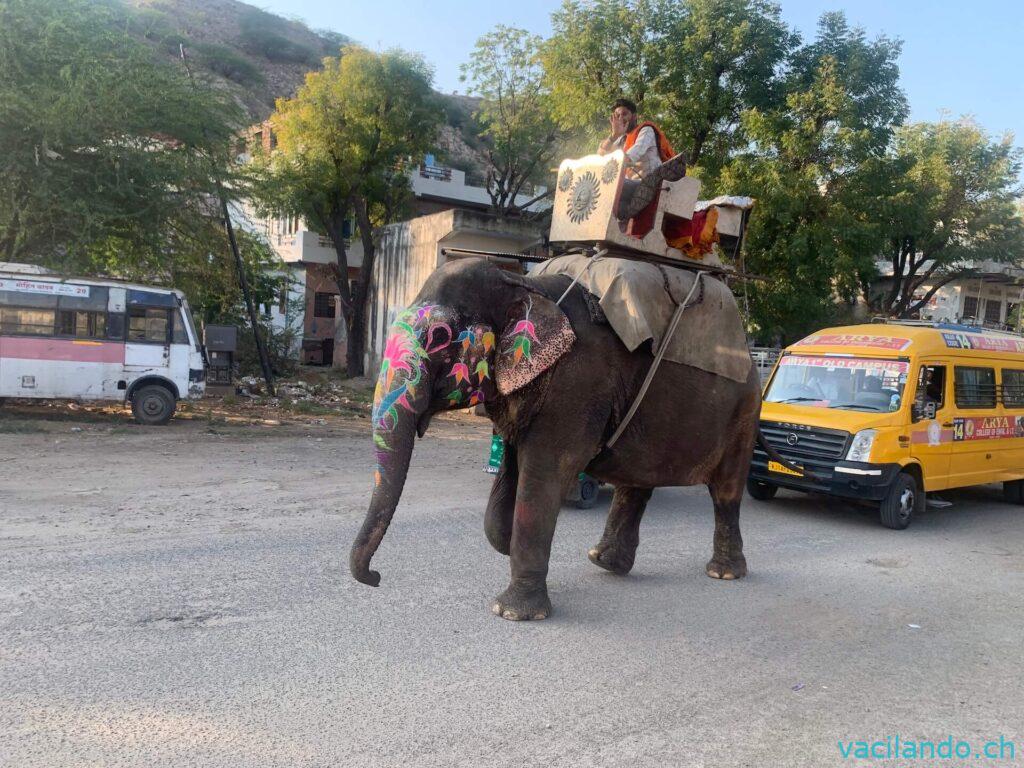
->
484, 441, 517, 556
589, 486, 652, 575
491, 460, 564, 621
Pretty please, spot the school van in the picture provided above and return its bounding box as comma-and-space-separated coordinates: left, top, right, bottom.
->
0, 265, 206, 424
749, 321, 1024, 528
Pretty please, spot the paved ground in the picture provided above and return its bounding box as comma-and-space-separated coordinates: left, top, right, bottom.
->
1, 407, 1023, 767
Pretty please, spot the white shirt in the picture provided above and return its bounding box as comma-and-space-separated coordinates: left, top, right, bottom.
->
611, 126, 661, 177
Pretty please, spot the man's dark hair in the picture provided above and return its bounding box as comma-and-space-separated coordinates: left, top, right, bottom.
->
612, 97, 637, 114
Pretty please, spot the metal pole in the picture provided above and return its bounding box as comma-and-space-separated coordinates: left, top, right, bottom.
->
179, 44, 275, 396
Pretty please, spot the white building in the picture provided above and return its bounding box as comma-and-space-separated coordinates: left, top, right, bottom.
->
872, 258, 1024, 331
236, 123, 548, 366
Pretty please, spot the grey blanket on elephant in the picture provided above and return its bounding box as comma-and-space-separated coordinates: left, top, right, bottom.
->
533, 254, 752, 383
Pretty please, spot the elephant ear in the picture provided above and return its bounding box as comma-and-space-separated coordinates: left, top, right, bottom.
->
495, 292, 576, 395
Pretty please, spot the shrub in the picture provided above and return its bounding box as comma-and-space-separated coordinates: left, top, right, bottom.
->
194, 42, 264, 86
237, 8, 319, 66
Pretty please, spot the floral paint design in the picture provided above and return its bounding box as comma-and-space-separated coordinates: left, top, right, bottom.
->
445, 324, 493, 408
372, 305, 453, 484
505, 296, 538, 365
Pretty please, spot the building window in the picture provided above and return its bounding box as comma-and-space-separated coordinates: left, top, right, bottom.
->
984, 299, 1002, 325
313, 292, 336, 319
962, 295, 979, 321
954, 366, 996, 408
1003, 370, 1024, 408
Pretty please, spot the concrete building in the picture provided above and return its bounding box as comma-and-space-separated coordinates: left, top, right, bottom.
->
236, 121, 548, 366
871, 258, 1024, 331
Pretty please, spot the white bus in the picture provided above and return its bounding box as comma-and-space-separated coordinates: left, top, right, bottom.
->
0, 264, 206, 424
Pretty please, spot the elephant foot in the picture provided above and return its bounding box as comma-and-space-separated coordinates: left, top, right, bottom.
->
705, 555, 747, 580
491, 585, 552, 621
587, 543, 636, 575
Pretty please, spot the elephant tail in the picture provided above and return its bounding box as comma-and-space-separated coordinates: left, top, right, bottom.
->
756, 430, 823, 483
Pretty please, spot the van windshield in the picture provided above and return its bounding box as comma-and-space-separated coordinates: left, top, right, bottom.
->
765, 355, 910, 412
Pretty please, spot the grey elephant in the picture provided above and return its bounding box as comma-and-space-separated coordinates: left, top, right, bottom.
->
351, 257, 762, 621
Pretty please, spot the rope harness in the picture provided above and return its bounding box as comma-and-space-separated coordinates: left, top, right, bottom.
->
605, 271, 706, 448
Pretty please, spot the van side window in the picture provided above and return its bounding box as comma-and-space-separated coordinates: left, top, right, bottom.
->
1002, 369, 1024, 408
954, 366, 996, 408
128, 307, 170, 343
916, 365, 946, 410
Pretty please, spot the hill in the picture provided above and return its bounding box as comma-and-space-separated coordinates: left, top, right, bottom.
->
119, 0, 486, 173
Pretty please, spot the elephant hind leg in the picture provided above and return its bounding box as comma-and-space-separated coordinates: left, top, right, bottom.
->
705, 448, 750, 581
484, 440, 517, 556
588, 486, 652, 575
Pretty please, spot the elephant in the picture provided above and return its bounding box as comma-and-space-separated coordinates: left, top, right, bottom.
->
351, 256, 763, 621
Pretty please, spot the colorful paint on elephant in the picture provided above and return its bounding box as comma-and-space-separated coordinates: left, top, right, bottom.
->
445, 323, 493, 408
505, 297, 538, 364
373, 305, 453, 483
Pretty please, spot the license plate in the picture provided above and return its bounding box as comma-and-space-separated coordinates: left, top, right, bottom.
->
768, 460, 803, 477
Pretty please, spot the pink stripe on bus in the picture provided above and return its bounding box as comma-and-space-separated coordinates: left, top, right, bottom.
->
0, 336, 125, 364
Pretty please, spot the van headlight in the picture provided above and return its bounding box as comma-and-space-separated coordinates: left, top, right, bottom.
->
845, 429, 877, 462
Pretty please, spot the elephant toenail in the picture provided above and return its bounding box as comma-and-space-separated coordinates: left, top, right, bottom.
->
722, 572, 735, 580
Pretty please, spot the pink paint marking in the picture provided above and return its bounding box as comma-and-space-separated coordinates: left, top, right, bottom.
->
0, 336, 125, 364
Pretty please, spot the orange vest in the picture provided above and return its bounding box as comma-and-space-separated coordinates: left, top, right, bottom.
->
623, 121, 675, 162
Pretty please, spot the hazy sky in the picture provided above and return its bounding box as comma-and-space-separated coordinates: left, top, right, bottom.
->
260, 0, 1022, 145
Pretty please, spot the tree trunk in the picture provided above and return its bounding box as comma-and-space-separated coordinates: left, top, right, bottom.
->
346, 196, 377, 378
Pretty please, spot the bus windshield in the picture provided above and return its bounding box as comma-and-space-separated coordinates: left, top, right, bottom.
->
765, 355, 910, 412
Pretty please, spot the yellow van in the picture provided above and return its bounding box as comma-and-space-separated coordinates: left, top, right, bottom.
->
749, 321, 1024, 528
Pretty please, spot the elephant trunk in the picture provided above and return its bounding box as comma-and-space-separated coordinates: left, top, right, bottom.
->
350, 389, 420, 587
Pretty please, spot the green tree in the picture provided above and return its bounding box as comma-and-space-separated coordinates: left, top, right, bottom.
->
247, 46, 442, 375
540, 0, 794, 179
722, 12, 907, 342
460, 26, 558, 216
0, 0, 242, 264
869, 120, 1024, 319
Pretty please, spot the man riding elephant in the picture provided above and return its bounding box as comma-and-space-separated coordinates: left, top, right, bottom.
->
597, 97, 687, 222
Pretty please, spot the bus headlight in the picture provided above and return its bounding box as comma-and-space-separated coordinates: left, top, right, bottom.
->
845, 429, 877, 463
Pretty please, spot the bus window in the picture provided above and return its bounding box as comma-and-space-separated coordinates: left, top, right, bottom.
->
57, 310, 107, 339
107, 313, 126, 341
128, 307, 170, 343
0, 307, 56, 336
172, 310, 189, 345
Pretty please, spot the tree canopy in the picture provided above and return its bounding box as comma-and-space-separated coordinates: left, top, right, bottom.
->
460, 26, 558, 217
0, 0, 241, 264
870, 120, 1024, 319
247, 45, 442, 375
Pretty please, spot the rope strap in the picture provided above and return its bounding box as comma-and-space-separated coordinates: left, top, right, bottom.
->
555, 248, 608, 306
605, 271, 706, 449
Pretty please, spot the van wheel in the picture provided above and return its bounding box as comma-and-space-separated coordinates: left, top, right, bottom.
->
880, 472, 920, 529
131, 385, 176, 426
747, 478, 778, 501
574, 476, 600, 509
1003, 480, 1024, 504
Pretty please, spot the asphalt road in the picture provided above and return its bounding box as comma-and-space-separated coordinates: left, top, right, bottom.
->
1, 413, 1023, 767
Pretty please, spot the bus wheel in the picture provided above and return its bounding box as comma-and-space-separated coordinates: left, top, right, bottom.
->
131, 385, 176, 426
746, 478, 778, 501
880, 472, 919, 529
1003, 480, 1024, 505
